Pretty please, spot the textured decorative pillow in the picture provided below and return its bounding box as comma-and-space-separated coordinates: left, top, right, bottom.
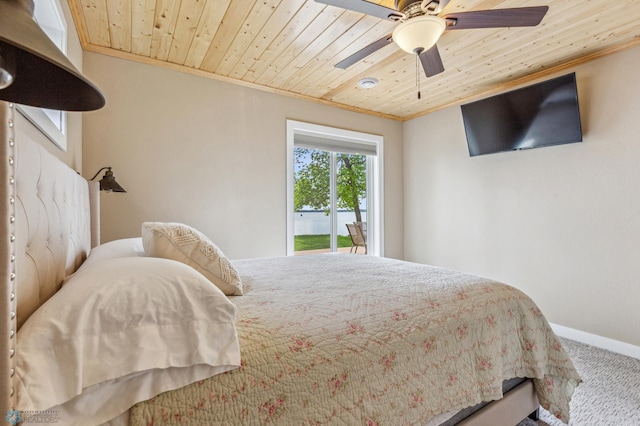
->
141, 222, 243, 296
16, 256, 241, 425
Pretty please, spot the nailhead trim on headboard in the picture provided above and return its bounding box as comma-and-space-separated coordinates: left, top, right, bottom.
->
7, 104, 16, 408
7, 103, 16, 408
0, 101, 17, 414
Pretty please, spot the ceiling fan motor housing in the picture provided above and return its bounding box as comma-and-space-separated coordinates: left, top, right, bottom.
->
396, 0, 440, 15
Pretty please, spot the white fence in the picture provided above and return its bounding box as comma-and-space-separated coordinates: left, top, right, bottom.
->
294, 211, 367, 236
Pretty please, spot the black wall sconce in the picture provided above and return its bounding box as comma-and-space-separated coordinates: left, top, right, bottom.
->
90, 167, 126, 193
0, 0, 104, 111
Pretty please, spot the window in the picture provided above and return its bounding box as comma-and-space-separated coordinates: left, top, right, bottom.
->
15, 0, 68, 150
286, 120, 383, 256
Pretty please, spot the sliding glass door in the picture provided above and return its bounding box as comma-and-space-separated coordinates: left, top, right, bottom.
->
293, 147, 368, 254
293, 147, 332, 253
286, 120, 383, 257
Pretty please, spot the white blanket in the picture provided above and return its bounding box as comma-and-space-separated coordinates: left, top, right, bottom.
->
129, 254, 580, 424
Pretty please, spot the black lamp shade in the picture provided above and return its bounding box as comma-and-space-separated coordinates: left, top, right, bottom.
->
91, 167, 126, 193
0, 0, 105, 111
99, 169, 126, 193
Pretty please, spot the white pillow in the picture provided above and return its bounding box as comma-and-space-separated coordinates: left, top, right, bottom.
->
16, 257, 241, 426
141, 222, 243, 296
81, 237, 145, 269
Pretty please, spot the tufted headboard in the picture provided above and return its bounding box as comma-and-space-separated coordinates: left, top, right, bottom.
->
0, 101, 100, 415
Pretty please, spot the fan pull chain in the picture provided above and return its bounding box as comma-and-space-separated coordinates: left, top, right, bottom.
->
416, 54, 421, 100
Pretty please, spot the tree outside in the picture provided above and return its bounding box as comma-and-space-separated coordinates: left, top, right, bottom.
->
294, 147, 367, 222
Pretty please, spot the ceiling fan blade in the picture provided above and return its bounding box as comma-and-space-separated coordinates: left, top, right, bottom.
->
335, 33, 394, 69
315, 0, 402, 20
443, 6, 549, 30
419, 44, 445, 77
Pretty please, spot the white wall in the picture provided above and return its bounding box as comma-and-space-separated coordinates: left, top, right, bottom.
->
403, 47, 640, 347
82, 53, 404, 260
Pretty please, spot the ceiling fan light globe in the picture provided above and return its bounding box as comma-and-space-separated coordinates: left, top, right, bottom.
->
392, 15, 446, 54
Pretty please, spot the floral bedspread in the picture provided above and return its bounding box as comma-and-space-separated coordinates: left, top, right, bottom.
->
129, 254, 580, 425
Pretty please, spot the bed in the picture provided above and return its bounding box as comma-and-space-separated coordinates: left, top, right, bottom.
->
0, 101, 581, 425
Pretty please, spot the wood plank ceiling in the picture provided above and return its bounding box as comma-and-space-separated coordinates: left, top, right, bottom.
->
69, 0, 640, 121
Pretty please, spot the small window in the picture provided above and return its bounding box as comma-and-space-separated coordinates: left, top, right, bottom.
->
34, 0, 67, 53
16, 0, 68, 150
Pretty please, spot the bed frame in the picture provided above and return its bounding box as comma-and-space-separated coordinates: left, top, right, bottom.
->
0, 100, 539, 424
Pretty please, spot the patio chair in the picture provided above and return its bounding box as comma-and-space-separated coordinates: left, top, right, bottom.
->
346, 223, 367, 254
354, 221, 367, 240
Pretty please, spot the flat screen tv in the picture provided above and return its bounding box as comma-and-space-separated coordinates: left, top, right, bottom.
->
461, 73, 583, 157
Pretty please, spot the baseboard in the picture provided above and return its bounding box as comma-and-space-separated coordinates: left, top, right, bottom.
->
550, 323, 640, 360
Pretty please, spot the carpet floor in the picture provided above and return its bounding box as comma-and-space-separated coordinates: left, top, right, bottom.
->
525, 338, 640, 426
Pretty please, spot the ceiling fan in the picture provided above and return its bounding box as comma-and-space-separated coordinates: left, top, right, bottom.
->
316, 0, 549, 78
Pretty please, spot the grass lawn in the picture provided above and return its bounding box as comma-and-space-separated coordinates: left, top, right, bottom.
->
295, 234, 353, 251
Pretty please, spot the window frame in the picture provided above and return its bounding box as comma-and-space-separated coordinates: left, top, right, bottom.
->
286, 119, 384, 256
15, 0, 68, 151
